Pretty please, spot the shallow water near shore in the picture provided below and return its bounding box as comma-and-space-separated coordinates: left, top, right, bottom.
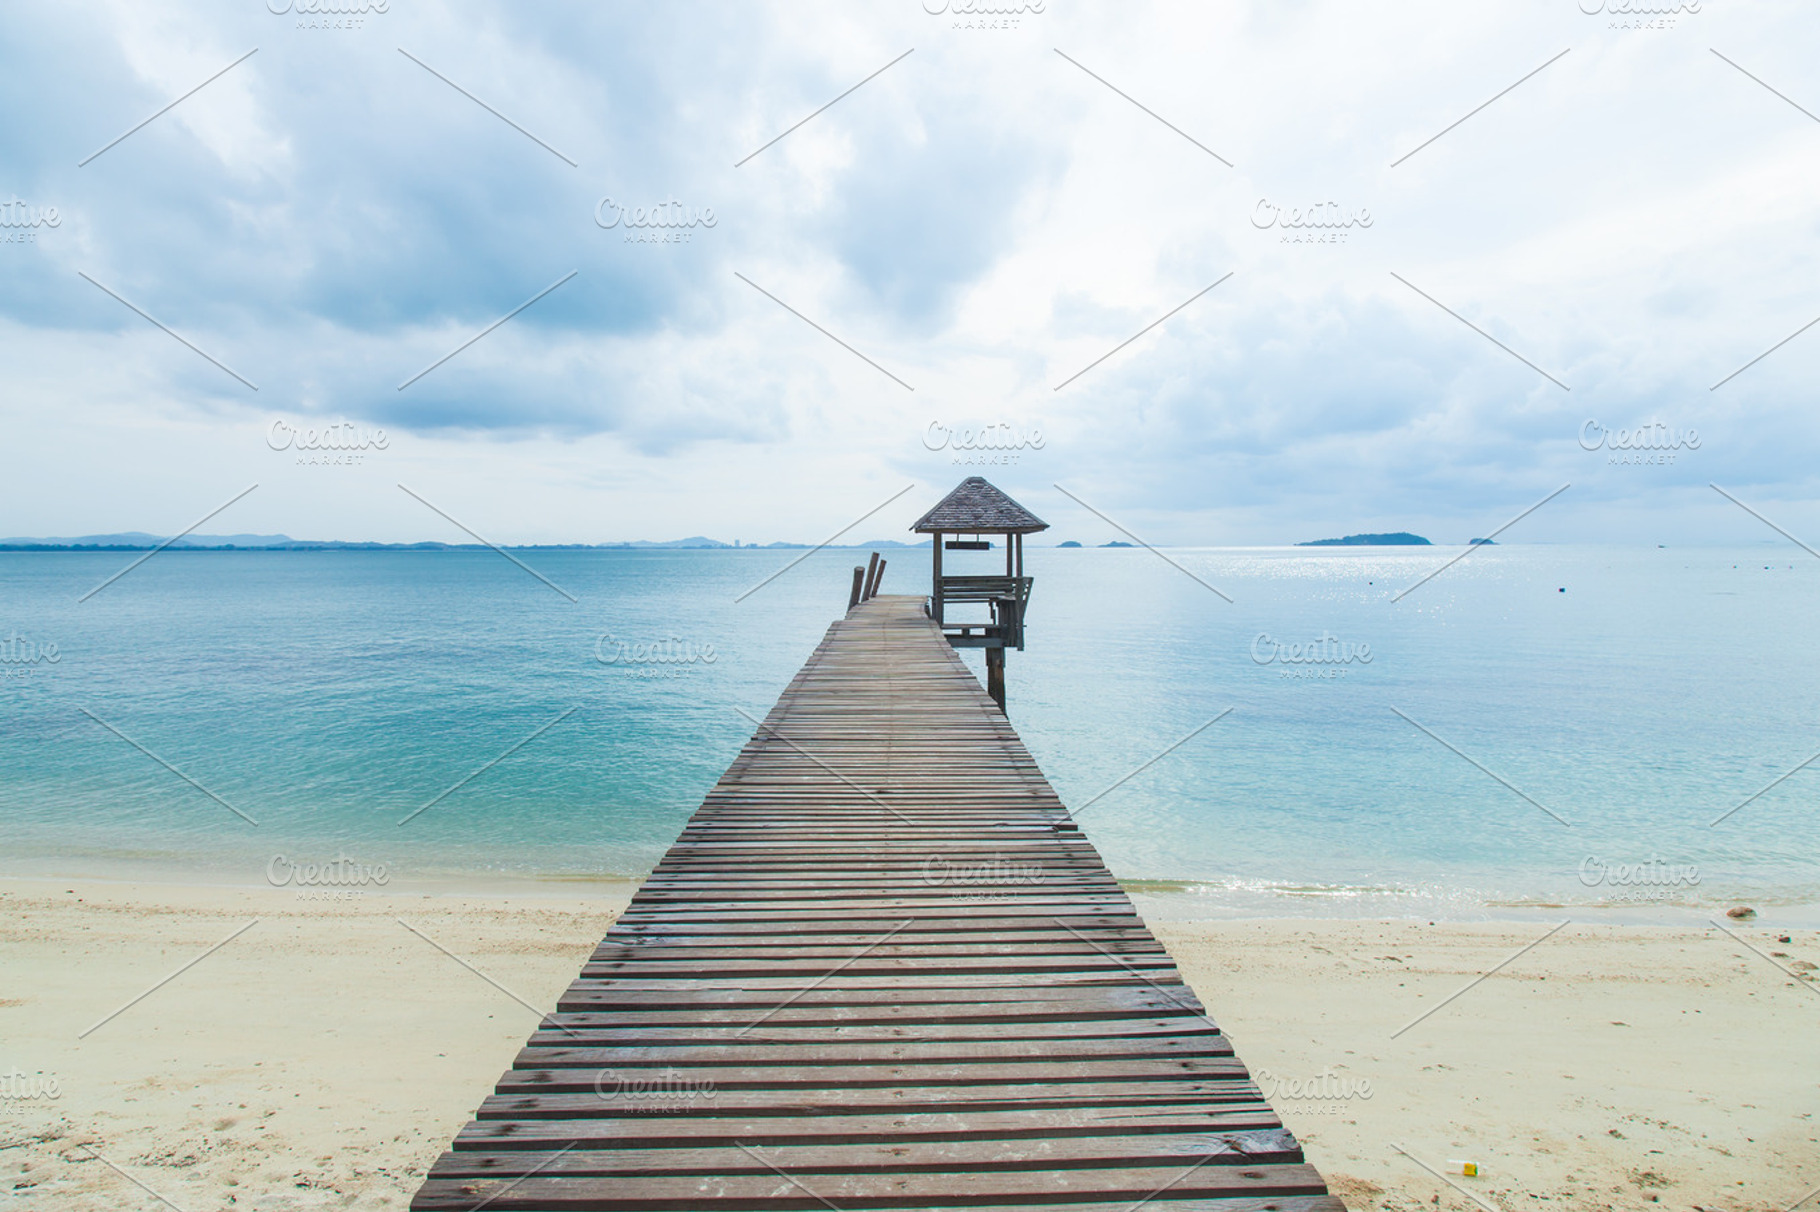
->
2, 543, 1813, 917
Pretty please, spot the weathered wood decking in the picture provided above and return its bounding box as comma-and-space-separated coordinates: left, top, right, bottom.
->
413, 595, 1340, 1212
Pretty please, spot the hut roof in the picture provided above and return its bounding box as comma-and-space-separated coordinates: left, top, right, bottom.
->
911, 477, 1049, 534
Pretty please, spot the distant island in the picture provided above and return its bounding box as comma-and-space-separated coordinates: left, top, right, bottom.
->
0, 532, 933, 552
1100, 541, 1134, 548
1298, 532, 1431, 547
1469, 538, 1496, 545
1056, 541, 1082, 548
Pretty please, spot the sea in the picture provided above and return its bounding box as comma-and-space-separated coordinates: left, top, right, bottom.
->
2, 544, 1814, 921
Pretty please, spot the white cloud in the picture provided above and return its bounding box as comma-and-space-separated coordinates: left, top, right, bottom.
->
2, 0, 1817, 544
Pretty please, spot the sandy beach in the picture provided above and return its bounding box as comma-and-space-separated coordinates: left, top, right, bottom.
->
1148, 914, 1820, 1212
1, 877, 1814, 1211
0, 877, 635, 1211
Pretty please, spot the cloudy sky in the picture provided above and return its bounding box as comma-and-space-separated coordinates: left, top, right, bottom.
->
3, 0, 1818, 546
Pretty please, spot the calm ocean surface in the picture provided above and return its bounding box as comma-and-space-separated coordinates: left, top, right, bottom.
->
2, 545, 1814, 917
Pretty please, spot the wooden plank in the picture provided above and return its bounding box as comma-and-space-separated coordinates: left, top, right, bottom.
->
514, 1037, 1237, 1066
428, 1129, 1303, 1177
548, 994, 1202, 1020
412, 1164, 1329, 1208
526, 1022, 1219, 1048
498, 1070, 1266, 1099
475, 1081, 1267, 1117
450, 1107, 1291, 1149
409, 595, 1335, 1211
497, 1058, 1251, 1089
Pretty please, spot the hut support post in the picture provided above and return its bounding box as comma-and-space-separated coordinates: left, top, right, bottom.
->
931, 532, 943, 623
985, 646, 1006, 712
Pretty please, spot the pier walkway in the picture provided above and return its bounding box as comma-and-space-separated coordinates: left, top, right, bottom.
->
412, 595, 1340, 1212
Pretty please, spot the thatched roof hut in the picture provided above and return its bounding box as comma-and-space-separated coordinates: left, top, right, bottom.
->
911, 477, 1048, 536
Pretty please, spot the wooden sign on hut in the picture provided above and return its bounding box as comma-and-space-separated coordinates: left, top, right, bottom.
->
911, 477, 1049, 711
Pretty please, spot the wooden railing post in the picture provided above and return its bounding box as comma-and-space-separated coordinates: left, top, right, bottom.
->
848, 566, 865, 611
862, 552, 881, 600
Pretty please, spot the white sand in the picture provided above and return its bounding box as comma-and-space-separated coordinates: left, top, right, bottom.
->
1, 877, 1815, 1210
1150, 916, 1820, 1211
0, 877, 632, 1210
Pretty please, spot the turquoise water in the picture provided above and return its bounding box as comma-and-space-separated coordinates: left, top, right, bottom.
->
1, 545, 1814, 914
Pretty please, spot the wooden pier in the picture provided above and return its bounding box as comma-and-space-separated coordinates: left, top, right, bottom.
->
412, 595, 1340, 1212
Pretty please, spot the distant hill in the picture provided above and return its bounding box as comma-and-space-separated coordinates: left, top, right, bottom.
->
1100, 541, 1134, 548
1057, 541, 1082, 548
0, 531, 298, 548
1298, 532, 1431, 546
638, 536, 729, 549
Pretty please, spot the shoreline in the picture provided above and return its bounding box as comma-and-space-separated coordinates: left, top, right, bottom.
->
4, 856, 1817, 928
5, 861, 1818, 927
